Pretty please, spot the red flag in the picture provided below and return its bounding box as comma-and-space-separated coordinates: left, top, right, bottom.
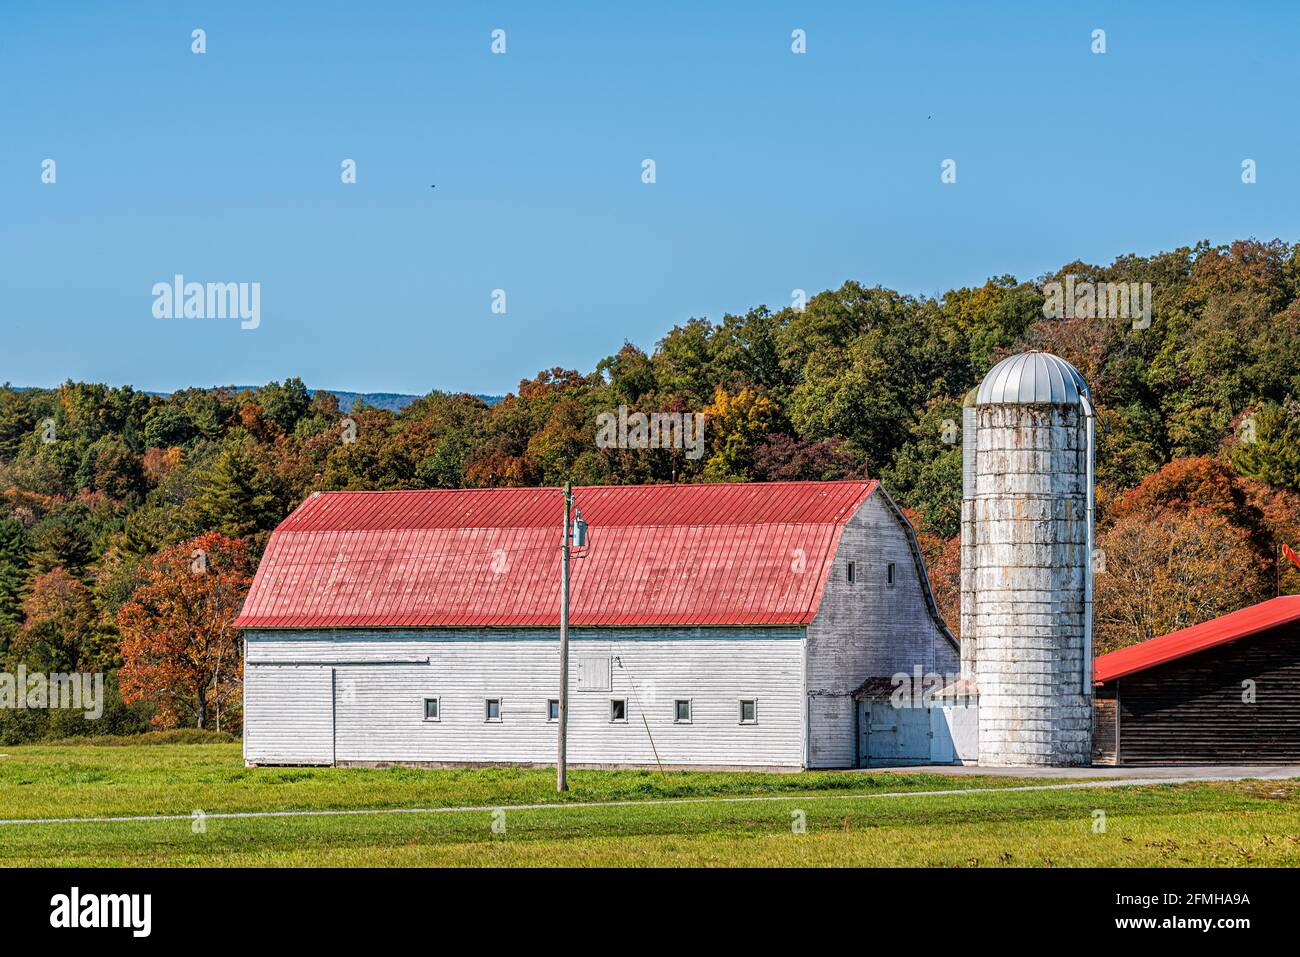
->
1284, 543, 1300, 570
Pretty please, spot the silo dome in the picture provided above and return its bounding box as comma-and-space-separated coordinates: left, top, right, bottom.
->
975, 351, 1089, 406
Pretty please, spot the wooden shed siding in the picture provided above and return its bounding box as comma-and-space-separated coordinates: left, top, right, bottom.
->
1112, 623, 1300, 765
1091, 686, 1118, 766
804, 494, 959, 768
245, 627, 805, 768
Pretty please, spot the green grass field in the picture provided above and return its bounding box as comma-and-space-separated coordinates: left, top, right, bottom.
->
1, 741, 1298, 866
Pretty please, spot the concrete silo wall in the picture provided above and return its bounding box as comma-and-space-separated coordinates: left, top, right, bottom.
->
973, 403, 1092, 766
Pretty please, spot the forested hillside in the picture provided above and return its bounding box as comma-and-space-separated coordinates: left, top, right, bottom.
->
1, 237, 1297, 738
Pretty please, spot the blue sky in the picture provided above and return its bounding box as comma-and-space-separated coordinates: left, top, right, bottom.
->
3, 2, 1297, 396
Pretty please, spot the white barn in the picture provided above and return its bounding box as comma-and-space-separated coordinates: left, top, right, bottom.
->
236, 480, 958, 770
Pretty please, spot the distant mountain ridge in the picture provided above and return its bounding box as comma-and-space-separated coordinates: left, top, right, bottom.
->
9, 384, 504, 413
315, 390, 423, 413
295, 389, 504, 413
227, 387, 505, 412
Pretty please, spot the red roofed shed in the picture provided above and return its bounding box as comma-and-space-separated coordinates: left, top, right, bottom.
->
1091, 596, 1300, 765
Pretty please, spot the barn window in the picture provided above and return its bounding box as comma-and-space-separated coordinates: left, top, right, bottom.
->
847, 560, 856, 583
739, 699, 757, 724
674, 699, 692, 723
485, 698, 501, 722
547, 699, 559, 722
423, 697, 440, 721
886, 561, 896, 587
610, 698, 627, 723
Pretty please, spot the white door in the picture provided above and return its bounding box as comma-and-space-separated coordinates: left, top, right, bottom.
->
929, 707, 955, 764
244, 665, 335, 765
333, 665, 436, 763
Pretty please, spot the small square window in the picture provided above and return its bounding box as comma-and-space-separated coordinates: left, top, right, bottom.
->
423, 697, 440, 721
886, 561, 896, 587
485, 698, 501, 722
739, 699, 757, 724
610, 698, 627, 723
547, 699, 560, 722
847, 560, 856, 583
674, 699, 692, 723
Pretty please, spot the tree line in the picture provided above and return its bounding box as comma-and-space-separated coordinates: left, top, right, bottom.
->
1, 237, 1297, 739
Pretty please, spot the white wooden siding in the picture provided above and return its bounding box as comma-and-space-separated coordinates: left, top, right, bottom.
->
244, 628, 804, 769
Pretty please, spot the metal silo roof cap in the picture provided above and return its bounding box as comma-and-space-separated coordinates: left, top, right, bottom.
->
975, 351, 1090, 406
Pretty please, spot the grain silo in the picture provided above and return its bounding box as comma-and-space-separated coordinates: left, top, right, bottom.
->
965, 351, 1095, 766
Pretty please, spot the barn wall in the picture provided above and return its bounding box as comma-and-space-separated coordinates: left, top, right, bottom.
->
1113, 623, 1300, 765
804, 493, 959, 769
244, 626, 805, 769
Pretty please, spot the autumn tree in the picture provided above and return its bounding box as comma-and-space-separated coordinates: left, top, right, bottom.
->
750, 434, 861, 482
907, 514, 961, 639
10, 568, 97, 671
1108, 455, 1296, 564
116, 533, 255, 730
1093, 509, 1270, 654
700, 386, 780, 481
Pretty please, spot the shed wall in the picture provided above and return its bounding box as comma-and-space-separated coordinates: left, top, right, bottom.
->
1112, 623, 1300, 765
1091, 685, 1118, 766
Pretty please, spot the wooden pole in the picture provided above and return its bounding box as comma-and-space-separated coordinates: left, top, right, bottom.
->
557, 482, 572, 792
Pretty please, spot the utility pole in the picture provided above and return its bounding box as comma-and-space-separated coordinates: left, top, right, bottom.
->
557, 482, 572, 792
556, 483, 589, 793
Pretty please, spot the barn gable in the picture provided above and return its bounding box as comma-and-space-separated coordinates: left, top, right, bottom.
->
805, 487, 960, 768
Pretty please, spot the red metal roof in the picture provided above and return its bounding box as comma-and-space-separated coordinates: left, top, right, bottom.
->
1093, 595, 1300, 684
234, 481, 878, 629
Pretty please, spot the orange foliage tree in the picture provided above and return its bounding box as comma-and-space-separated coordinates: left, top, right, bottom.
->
116, 532, 255, 730
1092, 456, 1300, 653
1094, 509, 1269, 654
1105, 455, 1300, 589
